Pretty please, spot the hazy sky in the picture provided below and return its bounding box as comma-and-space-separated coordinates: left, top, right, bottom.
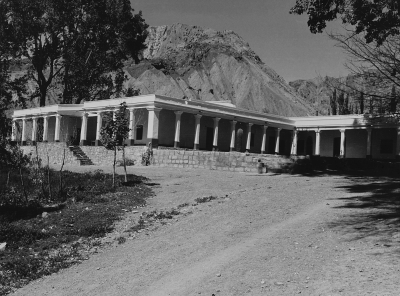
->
131, 0, 350, 83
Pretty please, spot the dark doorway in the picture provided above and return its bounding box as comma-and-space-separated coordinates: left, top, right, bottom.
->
206, 127, 213, 151
333, 137, 340, 157
306, 136, 313, 155
236, 128, 243, 152
297, 139, 305, 155
279, 139, 286, 155
268, 136, 276, 154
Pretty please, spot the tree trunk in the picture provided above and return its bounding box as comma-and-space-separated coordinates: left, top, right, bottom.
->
112, 146, 116, 188
122, 145, 128, 182
59, 148, 66, 199
19, 167, 28, 204
47, 155, 52, 200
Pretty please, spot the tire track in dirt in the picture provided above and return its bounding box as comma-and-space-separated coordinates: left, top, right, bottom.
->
142, 201, 328, 296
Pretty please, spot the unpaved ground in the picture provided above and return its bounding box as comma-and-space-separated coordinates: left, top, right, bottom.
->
12, 166, 400, 296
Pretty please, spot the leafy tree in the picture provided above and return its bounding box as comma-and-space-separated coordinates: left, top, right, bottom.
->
330, 89, 337, 115
290, 0, 400, 45
344, 93, 350, 114
100, 102, 130, 187
390, 85, 398, 113
359, 92, 364, 114
3, 0, 148, 106
338, 91, 345, 115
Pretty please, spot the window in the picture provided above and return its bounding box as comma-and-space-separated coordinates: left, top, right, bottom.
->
380, 139, 393, 154
136, 125, 143, 140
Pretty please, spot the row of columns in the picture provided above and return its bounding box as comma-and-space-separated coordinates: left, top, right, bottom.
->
172, 112, 281, 153
12, 115, 61, 144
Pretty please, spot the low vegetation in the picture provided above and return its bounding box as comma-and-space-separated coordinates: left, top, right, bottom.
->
0, 161, 152, 295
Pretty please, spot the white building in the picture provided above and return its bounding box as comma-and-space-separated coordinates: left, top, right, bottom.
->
12, 94, 400, 159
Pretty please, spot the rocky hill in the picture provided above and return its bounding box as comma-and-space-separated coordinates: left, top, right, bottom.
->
290, 74, 396, 115
124, 23, 314, 116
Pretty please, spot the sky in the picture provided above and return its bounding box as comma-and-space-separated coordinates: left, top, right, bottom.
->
130, 0, 350, 83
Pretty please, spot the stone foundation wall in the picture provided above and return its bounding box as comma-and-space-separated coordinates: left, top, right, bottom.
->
80, 146, 146, 166
151, 148, 303, 173
20, 143, 305, 172
20, 143, 80, 166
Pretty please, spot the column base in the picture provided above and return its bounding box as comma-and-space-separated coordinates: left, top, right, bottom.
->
313, 154, 321, 158
55, 140, 60, 142
31, 141, 37, 146
338, 155, 345, 159
21, 141, 27, 146
212, 146, 217, 151
174, 141, 180, 148
148, 138, 159, 148
95, 140, 103, 146
194, 143, 199, 150
43, 140, 48, 143
366, 155, 372, 159
80, 140, 89, 146
230, 147, 235, 152
275, 152, 279, 155
261, 150, 265, 154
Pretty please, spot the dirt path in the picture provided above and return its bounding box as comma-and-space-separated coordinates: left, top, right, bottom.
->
12, 167, 400, 296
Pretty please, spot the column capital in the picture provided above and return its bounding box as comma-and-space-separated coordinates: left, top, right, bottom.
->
195, 114, 202, 119
340, 128, 346, 133
277, 127, 282, 131
174, 110, 183, 115
315, 129, 321, 134
231, 120, 237, 125
213, 117, 221, 123
82, 112, 88, 117
366, 127, 372, 132
128, 107, 135, 112
293, 129, 299, 134
55, 113, 62, 118
248, 122, 253, 127
263, 125, 268, 131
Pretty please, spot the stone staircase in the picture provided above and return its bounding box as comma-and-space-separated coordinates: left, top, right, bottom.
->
68, 146, 94, 166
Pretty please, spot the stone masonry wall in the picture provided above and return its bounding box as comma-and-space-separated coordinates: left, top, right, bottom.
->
151, 148, 303, 173
80, 146, 146, 166
20, 143, 80, 166
20, 143, 304, 172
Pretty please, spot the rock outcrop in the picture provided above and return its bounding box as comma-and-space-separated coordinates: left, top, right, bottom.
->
125, 23, 314, 116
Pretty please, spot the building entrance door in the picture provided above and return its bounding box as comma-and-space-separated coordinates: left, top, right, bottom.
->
333, 137, 340, 157
206, 127, 213, 151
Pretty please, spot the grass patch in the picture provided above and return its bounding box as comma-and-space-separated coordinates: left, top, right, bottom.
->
0, 169, 153, 295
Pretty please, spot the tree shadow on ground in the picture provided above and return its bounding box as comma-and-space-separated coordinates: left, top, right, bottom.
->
326, 175, 400, 256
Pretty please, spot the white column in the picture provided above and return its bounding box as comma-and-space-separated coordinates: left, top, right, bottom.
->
21, 118, 27, 145
366, 127, 372, 158
213, 117, 221, 150
128, 108, 135, 146
194, 114, 202, 150
340, 129, 346, 158
11, 119, 17, 141
55, 114, 62, 142
275, 128, 282, 154
80, 112, 88, 145
315, 130, 321, 156
230, 120, 237, 151
174, 111, 183, 148
31, 117, 38, 143
43, 116, 49, 142
95, 111, 103, 146
261, 125, 268, 154
147, 107, 162, 148
245, 123, 253, 152
291, 129, 298, 155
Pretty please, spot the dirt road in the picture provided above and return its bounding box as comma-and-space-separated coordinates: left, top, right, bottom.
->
12, 167, 400, 295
